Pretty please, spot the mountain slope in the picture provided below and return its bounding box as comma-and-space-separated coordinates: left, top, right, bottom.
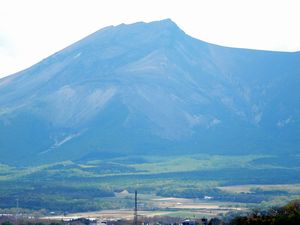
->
0, 19, 300, 165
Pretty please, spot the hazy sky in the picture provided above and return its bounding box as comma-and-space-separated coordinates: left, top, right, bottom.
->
1, 0, 300, 78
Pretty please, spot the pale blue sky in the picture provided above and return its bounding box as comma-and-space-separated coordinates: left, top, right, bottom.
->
1, 0, 300, 78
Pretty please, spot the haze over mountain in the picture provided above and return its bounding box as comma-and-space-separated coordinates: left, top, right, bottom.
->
1, 19, 299, 165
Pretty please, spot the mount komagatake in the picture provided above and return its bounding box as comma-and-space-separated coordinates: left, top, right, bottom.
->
1, 19, 299, 165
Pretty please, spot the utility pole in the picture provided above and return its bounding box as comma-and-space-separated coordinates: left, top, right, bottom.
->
16, 198, 19, 222
134, 190, 138, 225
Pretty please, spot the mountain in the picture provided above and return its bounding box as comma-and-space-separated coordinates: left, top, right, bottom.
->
0, 19, 300, 165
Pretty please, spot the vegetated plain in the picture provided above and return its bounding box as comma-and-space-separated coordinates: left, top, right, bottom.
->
0, 153, 299, 215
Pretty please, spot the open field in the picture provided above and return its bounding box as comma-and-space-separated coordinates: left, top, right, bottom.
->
44, 196, 246, 220
218, 184, 300, 194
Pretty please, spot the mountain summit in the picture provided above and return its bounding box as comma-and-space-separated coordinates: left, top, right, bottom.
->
1, 19, 300, 165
